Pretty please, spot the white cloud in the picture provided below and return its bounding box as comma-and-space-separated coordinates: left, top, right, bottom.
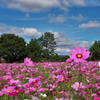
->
48, 15, 66, 23
55, 48, 70, 55
67, 0, 86, 6
79, 20, 100, 28
50, 31, 93, 55
0, 24, 42, 38
86, 0, 100, 6
69, 14, 88, 22
3, 0, 60, 12
1, 0, 100, 13
0, 0, 87, 12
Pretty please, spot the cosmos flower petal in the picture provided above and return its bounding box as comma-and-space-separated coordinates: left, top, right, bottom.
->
74, 59, 85, 62
69, 55, 76, 59
75, 47, 81, 52
81, 47, 86, 52
70, 49, 77, 54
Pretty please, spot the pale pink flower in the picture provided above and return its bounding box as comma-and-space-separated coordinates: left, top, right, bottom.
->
71, 82, 84, 91
56, 75, 64, 82
8, 79, 20, 85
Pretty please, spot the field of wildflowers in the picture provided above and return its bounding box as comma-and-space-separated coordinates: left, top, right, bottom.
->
0, 47, 100, 100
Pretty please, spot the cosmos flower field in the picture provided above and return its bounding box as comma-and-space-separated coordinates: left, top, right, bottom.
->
0, 47, 100, 100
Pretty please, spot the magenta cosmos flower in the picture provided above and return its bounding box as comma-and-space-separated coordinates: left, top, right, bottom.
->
24, 57, 33, 66
93, 96, 100, 100
69, 47, 90, 62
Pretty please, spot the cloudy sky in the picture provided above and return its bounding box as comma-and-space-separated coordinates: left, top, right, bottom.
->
0, 0, 100, 55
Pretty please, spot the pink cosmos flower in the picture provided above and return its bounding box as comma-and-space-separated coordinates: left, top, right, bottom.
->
23, 83, 31, 89
56, 75, 64, 82
37, 88, 48, 93
71, 82, 84, 91
8, 89, 24, 96
93, 96, 100, 100
29, 87, 36, 91
24, 57, 33, 66
1, 86, 15, 95
95, 83, 100, 89
29, 78, 38, 84
55, 98, 69, 100
3, 75, 12, 80
66, 58, 73, 64
8, 79, 20, 85
69, 47, 90, 62
0, 91, 3, 96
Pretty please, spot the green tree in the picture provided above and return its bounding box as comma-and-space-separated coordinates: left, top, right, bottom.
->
38, 32, 57, 59
26, 38, 42, 62
49, 54, 60, 62
89, 41, 100, 61
59, 55, 69, 62
0, 33, 27, 63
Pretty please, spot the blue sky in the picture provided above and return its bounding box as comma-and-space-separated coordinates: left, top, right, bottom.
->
0, 0, 100, 55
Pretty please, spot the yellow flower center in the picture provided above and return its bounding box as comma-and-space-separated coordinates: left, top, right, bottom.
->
33, 80, 36, 83
76, 85, 79, 87
76, 54, 82, 58
6, 90, 10, 93
16, 90, 19, 93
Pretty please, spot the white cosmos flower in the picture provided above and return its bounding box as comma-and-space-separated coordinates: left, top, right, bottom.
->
98, 62, 100, 66
40, 93, 47, 97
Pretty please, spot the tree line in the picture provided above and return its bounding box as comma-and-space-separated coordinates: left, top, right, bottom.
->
0, 32, 99, 63
0, 32, 69, 63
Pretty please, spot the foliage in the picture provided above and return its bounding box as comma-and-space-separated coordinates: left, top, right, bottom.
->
49, 54, 69, 62
89, 41, 100, 61
0, 33, 27, 63
38, 32, 57, 59
59, 55, 69, 62
26, 38, 42, 62
49, 54, 60, 62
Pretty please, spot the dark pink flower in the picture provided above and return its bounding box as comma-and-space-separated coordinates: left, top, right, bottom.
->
69, 47, 90, 62
15, 89, 24, 93
93, 96, 100, 100
8, 92, 17, 96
